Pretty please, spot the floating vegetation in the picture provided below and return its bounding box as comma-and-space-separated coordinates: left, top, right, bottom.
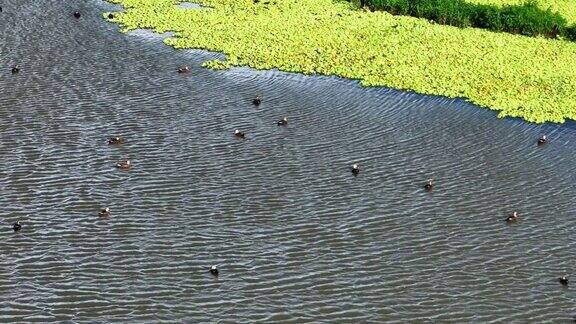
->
104, 0, 576, 123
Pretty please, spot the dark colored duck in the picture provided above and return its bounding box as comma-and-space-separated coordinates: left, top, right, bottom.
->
277, 117, 288, 126
13, 220, 21, 232
98, 207, 111, 218
234, 129, 246, 139
73, 11, 81, 19
116, 160, 131, 170
505, 211, 519, 223
253, 95, 262, 106
177, 66, 190, 73
559, 276, 569, 286
351, 164, 360, 175
538, 135, 548, 146
11, 65, 19, 74
108, 13, 114, 19
210, 265, 219, 276
424, 179, 434, 191
108, 136, 125, 145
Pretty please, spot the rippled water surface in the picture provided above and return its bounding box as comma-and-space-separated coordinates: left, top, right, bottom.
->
1, 0, 576, 322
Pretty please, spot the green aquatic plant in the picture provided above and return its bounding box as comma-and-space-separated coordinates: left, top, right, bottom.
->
104, 0, 576, 123
202, 59, 232, 70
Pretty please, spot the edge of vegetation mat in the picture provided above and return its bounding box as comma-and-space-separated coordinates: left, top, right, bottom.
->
105, 0, 576, 123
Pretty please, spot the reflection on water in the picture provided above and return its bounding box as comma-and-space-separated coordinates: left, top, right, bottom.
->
1, 0, 576, 322
177, 2, 204, 10
127, 29, 175, 41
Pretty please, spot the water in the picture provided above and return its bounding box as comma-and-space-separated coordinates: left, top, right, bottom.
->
1, 0, 576, 322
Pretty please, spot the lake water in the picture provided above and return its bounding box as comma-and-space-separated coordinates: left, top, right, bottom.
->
1, 0, 576, 322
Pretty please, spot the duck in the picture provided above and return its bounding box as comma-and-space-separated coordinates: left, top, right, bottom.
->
210, 265, 219, 276
505, 211, 519, 223
177, 66, 190, 73
559, 276, 569, 286
108, 136, 125, 145
252, 95, 262, 106
538, 135, 548, 145
116, 160, 131, 170
108, 13, 114, 19
277, 117, 288, 126
13, 220, 21, 232
234, 129, 246, 139
351, 164, 360, 175
98, 207, 111, 218
11, 65, 19, 74
73, 11, 81, 19
424, 179, 434, 191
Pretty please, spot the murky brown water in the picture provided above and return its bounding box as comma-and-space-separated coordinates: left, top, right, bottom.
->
1, 0, 576, 322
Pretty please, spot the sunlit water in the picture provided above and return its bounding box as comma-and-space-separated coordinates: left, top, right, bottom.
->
1, 0, 576, 322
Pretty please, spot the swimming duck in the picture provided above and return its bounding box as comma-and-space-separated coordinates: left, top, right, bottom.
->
11, 65, 19, 74
234, 129, 246, 139
277, 117, 288, 126
177, 66, 190, 73
559, 276, 569, 286
351, 164, 360, 175
424, 179, 434, 191
73, 11, 81, 19
108, 136, 125, 145
505, 211, 519, 223
98, 207, 111, 218
253, 95, 262, 106
13, 220, 21, 232
116, 160, 131, 170
210, 265, 219, 276
538, 135, 548, 145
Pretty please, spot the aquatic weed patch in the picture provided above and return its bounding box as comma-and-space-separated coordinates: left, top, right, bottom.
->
105, 0, 576, 123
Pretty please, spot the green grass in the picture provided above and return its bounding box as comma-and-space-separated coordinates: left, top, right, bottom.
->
363, 0, 574, 40
467, 0, 576, 24
105, 0, 576, 123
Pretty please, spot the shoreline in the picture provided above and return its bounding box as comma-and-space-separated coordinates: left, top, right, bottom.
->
104, 0, 576, 124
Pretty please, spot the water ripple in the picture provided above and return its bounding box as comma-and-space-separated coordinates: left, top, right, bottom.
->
1, 0, 576, 322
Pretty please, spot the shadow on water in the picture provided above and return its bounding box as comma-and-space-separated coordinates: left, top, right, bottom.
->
0, 0, 576, 322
